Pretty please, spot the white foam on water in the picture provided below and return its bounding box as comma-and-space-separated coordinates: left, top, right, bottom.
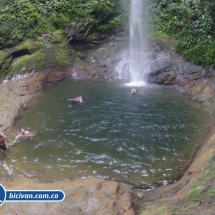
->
124, 81, 146, 87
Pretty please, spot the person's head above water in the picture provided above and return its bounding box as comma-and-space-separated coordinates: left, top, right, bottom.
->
130, 88, 137, 95
20, 128, 25, 134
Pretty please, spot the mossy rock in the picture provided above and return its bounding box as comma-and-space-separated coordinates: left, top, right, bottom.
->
0, 50, 13, 78
17, 38, 45, 53
0, 50, 10, 67
0, 35, 83, 78
188, 161, 215, 200
8, 50, 46, 76
0, 38, 48, 78
49, 30, 65, 44
52, 42, 74, 66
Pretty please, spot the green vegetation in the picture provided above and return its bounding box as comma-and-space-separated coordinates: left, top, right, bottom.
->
152, 31, 178, 49
188, 162, 215, 199
0, 0, 127, 49
52, 40, 74, 66
1, 0, 215, 77
150, 0, 215, 65
8, 38, 47, 75
0, 0, 130, 79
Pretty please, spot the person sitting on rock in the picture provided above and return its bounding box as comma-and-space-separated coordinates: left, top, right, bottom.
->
0, 131, 7, 151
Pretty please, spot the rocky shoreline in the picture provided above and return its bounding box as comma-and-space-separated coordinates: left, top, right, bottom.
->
0, 64, 215, 214
1, 35, 215, 213
1, 175, 134, 215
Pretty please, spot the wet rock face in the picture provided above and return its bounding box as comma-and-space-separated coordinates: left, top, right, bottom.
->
146, 50, 215, 115
146, 50, 214, 84
66, 19, 92, 44
63, 180, 133, 215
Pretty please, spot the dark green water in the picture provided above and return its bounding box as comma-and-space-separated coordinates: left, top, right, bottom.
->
2, 80, 212, 186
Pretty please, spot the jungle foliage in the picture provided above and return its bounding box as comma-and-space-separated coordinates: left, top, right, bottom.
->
150, 0, 215, 65
0, 0, 129, 49
1, 0, 215, 66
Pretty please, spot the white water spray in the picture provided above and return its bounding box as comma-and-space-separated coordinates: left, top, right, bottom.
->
129, 0, 146, 85
116, 0, 150, 87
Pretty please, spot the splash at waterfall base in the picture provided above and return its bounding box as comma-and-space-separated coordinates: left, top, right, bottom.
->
1, 47, 215, 214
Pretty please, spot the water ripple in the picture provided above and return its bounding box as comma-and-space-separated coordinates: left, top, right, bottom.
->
6, 80, 212, 185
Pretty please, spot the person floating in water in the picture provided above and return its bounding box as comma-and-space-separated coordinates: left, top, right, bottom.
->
130, 88, 137, 95
0, 131, 7, 151
68, 96, 83, 104
13, 128, 32, 143
108, 77, 114, 82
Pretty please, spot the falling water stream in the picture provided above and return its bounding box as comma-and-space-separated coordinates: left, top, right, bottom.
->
117, 0, 150, 86
1, 80, 212, 187
129, 0, 147, 84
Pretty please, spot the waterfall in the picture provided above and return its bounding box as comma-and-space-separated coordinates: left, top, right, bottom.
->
129, 0, 146, 85
116, 0, 150, 86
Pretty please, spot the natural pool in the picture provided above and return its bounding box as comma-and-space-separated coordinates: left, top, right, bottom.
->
2, 80, 212, 186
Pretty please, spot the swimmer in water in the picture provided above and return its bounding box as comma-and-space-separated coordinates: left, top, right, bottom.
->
68, 96, 83, 104
13, 128, 32, 143
130, 88, 137, 95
